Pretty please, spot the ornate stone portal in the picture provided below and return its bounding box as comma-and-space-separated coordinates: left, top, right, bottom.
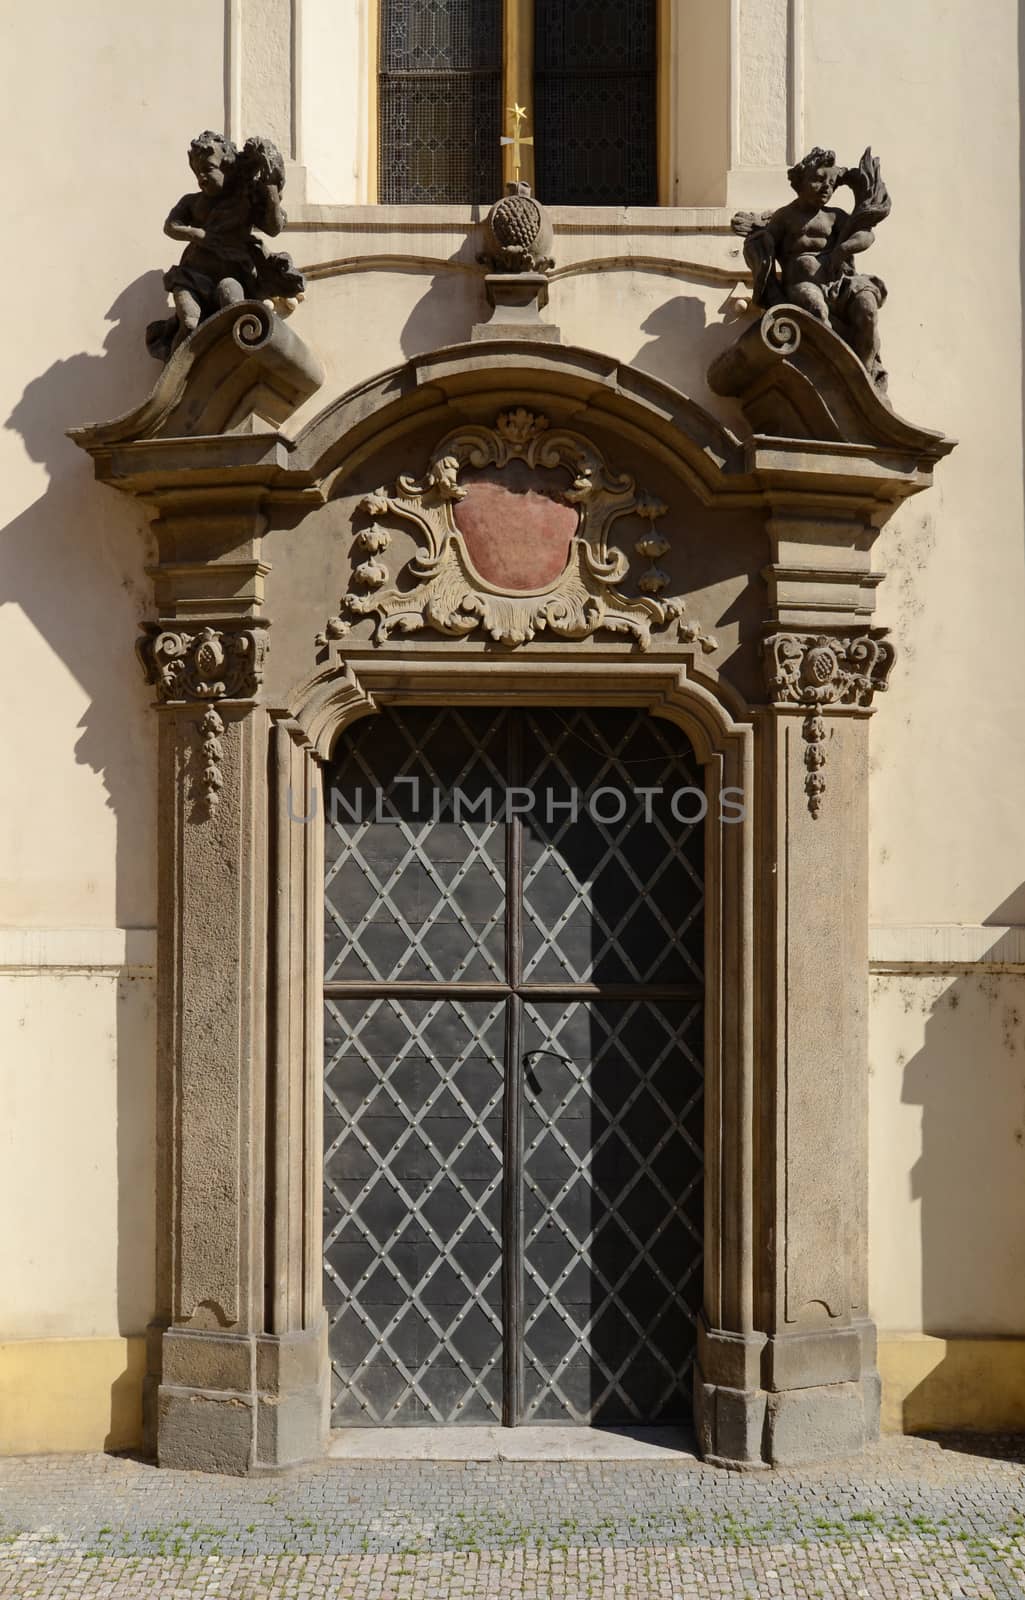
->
72, 294, 952, 1473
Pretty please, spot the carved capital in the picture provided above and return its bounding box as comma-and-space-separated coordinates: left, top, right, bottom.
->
763, 630, 894, 820
138, 625, 268, 703
764, 631, 895, 709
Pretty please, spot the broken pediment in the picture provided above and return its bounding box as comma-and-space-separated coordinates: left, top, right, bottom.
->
68, 301, 324, 448
707, 305, 954, 466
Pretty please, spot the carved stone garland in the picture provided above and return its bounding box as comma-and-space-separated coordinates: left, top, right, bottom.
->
138, 625, 268, 814
317, 409, 717, 652
195, 708, 226, 814
764, 631, 895, 817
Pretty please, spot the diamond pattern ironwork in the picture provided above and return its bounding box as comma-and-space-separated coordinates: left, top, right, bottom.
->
520, 709, 705, 985
522, 999, 703, 1421
325, 995, 506, 1425
323, 706, 704, 1427
325, 708, 509, 984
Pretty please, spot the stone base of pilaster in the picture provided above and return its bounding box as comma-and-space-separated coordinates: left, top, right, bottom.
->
695, 1317, 880, 1468
156, 1316, 329, 1475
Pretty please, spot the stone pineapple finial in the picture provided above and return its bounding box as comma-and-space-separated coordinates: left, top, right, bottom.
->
473, 182, 558, 343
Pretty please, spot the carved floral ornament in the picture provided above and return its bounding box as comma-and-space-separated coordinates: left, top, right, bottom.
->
764, 631, 895, 708
317, 410, 717, 653
763, 631, 895, 818
137, 625, 267, 703
137, 626, 268, 817
195, 707, 226, 814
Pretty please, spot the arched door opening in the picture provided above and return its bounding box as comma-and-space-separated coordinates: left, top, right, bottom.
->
322, 704, 705, 1427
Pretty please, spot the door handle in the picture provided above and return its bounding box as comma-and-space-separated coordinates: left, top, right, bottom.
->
522, 1048, 575, 1093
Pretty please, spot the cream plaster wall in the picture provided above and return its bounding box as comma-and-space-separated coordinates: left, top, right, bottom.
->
869, 969, 1025, 1337
0, 0, 225, 1346
801, 0, 1025, 930
0, 946, 156, 1339
1, 0, 1023, 1387
281, 209, 750, 433
300, 0, 372, 202
802, 0, 1025, 1349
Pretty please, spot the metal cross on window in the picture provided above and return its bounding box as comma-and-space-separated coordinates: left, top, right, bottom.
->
500, 103, 534, 185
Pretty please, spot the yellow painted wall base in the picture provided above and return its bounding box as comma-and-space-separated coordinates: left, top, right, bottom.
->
878, 1334, 1025, 1434
0, 1338, 145, 1455
2, 1333, 1024, 1454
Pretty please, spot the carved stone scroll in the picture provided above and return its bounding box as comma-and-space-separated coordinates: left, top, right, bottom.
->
318, 410, 717, 654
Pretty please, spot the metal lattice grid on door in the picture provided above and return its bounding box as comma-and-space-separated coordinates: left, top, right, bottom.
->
323, 706, 704, 1426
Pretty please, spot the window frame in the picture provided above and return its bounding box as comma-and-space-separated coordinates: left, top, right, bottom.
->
370, 0, 672, 206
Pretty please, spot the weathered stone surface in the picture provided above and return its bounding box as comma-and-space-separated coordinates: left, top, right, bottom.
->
70, 321, 953, 1474
766, 1380, 871, 1465
146, 131, 305, 363
474, 183, 558, 340
451, 463, 580, 590
157, 1389, 255, 1476
731, 147, 891, 388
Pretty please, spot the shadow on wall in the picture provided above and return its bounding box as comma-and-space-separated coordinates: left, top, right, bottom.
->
630, 290, 743, 407
2, 271, 168, 1347
2, 270, 164, 880
399, 268, 489, 359
896, 904, 1025, 1435
1020, 0, 1025, 571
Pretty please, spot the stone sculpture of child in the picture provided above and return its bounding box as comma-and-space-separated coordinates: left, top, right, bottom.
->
732, 147, 891, 390
146, 131, 305, 362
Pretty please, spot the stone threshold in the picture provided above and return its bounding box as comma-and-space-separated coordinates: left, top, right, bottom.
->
327, 1426, 698, 1462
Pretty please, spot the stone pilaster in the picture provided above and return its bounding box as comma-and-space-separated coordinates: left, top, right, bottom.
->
754, 690, 879, 1464
138, 499, 327, 1475
70, 306, 329, 1474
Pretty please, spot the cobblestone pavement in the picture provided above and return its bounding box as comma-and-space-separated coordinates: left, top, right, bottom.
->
1, 1435, 1024, 1597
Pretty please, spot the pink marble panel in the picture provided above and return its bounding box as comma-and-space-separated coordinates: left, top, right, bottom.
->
453, 461, 580, 592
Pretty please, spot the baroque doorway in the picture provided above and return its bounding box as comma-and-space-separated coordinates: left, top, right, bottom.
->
322, 705, 705, 1427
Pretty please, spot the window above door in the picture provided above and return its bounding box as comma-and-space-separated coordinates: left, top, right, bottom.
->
232, 0, 806, 213
377, 0, 661, 206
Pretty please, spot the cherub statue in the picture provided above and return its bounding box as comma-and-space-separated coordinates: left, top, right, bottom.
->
146, 131, 306, 362
732, 147, 892, 390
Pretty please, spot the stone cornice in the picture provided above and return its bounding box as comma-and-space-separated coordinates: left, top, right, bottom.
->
69, 302, 324, 448
71, 320, 952, 534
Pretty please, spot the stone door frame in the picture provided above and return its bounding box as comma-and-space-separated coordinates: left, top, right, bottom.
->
312, 673, 746, 1428
70, 303, 953, 1473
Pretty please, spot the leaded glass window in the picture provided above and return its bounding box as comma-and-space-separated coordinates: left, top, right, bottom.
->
534, 0, 658, 205
378, 0, 503, 204
378, 0, 660, 207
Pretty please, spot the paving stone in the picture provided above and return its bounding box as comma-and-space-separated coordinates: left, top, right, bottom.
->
0, 1435, 1023, 1596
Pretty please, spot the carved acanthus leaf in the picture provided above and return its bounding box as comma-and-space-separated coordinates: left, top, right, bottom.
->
138, 625, 267, 702
496, 408, 549, 449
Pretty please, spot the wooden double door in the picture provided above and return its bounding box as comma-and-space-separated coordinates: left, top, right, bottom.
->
323, 705, 704, 1426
